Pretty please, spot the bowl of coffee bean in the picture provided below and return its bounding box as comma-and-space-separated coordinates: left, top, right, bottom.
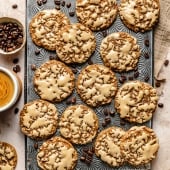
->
0, 17, 26, 55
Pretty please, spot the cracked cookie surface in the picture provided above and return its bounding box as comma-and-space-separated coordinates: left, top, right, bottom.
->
59, 105, 99, 144
100, 32, 141, 72
20, 99, 58, 140
33, 60, 75, 102
37, 136, 78, 170
115, 81, 158, 123
29, 9, 70, 50
76, 64, 118, 107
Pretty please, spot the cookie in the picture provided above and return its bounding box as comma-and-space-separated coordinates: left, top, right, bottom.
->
59, 105, 99, 144
0, 141, 17, 170
37, 136, 78, 170
100, 32, 141, 72
76, 64, 118, 107
95, 126, 125, 167
33, 60, 75, 102
20, 99, 58, 140
56, 23, 96, 64
29, 9, 70, 50
76, 0, 117, 31
119, 0, 160, 32
115, 81, 158, 123
120, 126, 159, 166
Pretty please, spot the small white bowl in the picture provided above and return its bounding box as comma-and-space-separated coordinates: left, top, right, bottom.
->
0, 17, 26, 55
0, 66, 22, 112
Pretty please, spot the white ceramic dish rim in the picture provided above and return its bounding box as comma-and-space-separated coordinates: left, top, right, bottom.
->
0, 66, 20, 112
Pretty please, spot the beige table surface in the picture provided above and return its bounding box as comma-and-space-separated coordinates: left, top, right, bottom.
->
0, 0, 170, 170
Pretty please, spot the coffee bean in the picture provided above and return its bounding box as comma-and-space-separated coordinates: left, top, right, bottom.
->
144, 52, 149, 59
54, 0, 60, 5
31, 64, 37, 71
103, 108, 109, 116
13, 65, 21, 73
71, 97, 76, 104
69, 11, 75, 17
110, 111, 115, 117
42, 0, 47, 4
144, 39, 149, 47
61, 1, 65, 6
87, 59, 93, 65
134, 71, 139, 78
119, 75, 126, 84
102, 30, 107, 37
83, 148, 88, 153
85, 158, 92, 165
13, 58, 19, 64
128, 76, 133, 81
66, 2, 71, 8
49, 55, 56, 60
14, 107, 19, 114
102, 120, 107, 127
87, 150, 93, 156
120, 119, 126, 126
71, 68, 77, 74
105, 117, 111, 124
37, 0, 43, 6
55, 5, 60, 10
34, 143, 38, 149
80, 156, 86, 162
158, 103, 164, 108
155, 81, 161, 87
12, 4, 18, 9
66, 99, 71, 105
164, 59, 169, 66
144, 76, 149, 82
35, 49, 40, 55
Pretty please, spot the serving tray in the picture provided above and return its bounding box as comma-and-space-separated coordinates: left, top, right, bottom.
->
26, 0, 154, 169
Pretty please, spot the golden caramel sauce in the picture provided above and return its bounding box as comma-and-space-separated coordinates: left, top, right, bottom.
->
0, 71, 14, 107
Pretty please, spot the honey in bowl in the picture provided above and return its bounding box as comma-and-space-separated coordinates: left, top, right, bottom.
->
0, 71, 14, 107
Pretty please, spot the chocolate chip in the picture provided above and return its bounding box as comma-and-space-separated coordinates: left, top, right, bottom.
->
54, 0, 60, 5
102, 120, 107, 127
71, 97, 76, 104
13, 58, 19, 64
155, 81, 161, 87
144, 52, 150, 59
120, 119, 126, 126
37, 0, 43, 6
61, 1, 65, 6
71, 68, 77, 74
31, 64, 37, 71
105, 117, 111, 124
55, 5, 60, 10
102, 30, 107, 37
83, 148, 88, 153
87, 150, 93, 156
35, 49, 40, 55
103, 108, 109, 116
85, 158, 92, 165
158, 103, 164, 108
66, 99, 71, 105
80, 156, 86, 162
69, 11, 75, 17
87, 59, 93, 65
110, 111, 115, 117
34, 143, 38, 149
14, 107, 19, 114
144, 76, 149, 82
128, 76, 133, 81
164, 59, 169, 66
134, 71, 139, 78
144, 39, 149, 47
66, 2, 71, 8
12, 4, 18, 9
13, 65, 21, 73
119, 75, 126, 84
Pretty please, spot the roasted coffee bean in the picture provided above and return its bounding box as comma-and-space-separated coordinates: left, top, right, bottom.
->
87, 150, 93, 156
110, 111, 115, 117
49, 55, 56, 60
13, 58, 19, 64
66, 2, 71, 8
128, 76, 133, 81
164, 59, 169, 66
120, 119, 126, 126
102, 120, 107, 127
134, 71, 139, 78
12, 4, 18, 9
14, 107, 19, 114
34, 143, 38, 149
31, 64, 37, 71
35, 49, 40, 55
71, 97, 76, 104
37, 0, 43, 6
55, 5, 60, 10
105, 117, 111, 124
103, 108, 109, 116
144, 76, 149, 82
13, 65, 21, 73
144, 52, 150, 59
69, 11, 75, 17
87, 59, 93, 65
66, 99, 71, 105
102, 30, 107, 37
155, 81, 161, 87
83, 148, 88, 153
54, 0, 60, 5
42, 0, 47, 4
119, 75, 126, 84
158, 103, 164, 108
80, 156, 86, 162
144, 39, 149, 47
85, 158, 92, 165
71, 68, 77, 74
61, 0, 65, 6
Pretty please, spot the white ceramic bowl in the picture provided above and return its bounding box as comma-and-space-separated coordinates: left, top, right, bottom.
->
0, 17, 26, 55
0, 66, 21, 112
